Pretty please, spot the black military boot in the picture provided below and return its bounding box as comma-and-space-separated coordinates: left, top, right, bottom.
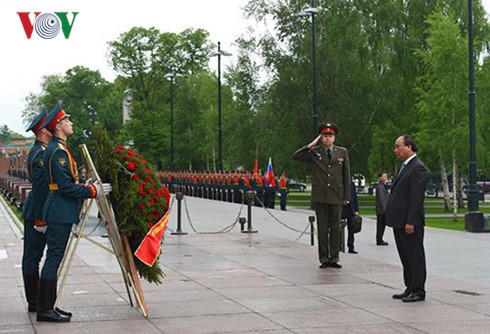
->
36, 278, 70, 322
23, 274, 39, 312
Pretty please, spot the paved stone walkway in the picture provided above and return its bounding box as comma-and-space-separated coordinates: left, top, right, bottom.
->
1, 195, 490, 333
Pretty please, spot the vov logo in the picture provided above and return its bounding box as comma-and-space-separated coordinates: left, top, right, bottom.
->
17, 12, 79, 39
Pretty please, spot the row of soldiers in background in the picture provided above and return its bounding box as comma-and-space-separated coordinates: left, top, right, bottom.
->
7, 167, 28, 180
158, 170, 289, 210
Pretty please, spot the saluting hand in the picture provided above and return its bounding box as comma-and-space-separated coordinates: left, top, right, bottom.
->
308, 135, 322, 149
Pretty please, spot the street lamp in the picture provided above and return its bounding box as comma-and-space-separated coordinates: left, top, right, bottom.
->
298, 0, 320, 138
210, 41, 232, 171
164, 72, 183, 170
465, 0, 486, 232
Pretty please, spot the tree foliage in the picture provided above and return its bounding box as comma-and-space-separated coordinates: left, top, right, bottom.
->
20, 0, 490, 187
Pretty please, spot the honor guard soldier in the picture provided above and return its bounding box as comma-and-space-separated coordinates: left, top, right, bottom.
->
278, 171, 289, 211
21, 107, 52, 314
37, 104, 111, 322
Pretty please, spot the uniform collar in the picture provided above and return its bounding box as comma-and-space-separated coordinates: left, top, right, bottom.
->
53, 136, 66, 146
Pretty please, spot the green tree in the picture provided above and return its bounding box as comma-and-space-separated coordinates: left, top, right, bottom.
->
108, 27, 213, 167
415, 10, 468, 212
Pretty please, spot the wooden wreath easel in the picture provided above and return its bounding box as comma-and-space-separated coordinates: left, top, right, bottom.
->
55, 144, 148, 317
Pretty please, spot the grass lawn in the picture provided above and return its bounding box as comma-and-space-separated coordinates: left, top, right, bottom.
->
425, 218, 465, 231
2, 194, 23, 221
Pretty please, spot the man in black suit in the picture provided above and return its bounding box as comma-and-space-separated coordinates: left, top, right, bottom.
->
375, 171, 389, 246
342, 181, 360, 254
385, 135, 427, 302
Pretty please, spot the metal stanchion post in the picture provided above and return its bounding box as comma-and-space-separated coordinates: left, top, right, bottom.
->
171, 192, 188, 235
339, 219, 346, 253
242, 191, 258, 233
239, 217, 246, 232
309, 215, 315, 246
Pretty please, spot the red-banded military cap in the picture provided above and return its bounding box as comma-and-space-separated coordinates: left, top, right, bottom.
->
25, 106, 48, 133
318, 122, 339, 135
41, 103, 70, 131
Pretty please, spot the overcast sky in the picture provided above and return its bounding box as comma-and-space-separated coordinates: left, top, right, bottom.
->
0, 0, 250, 134
1, 0, 490, 135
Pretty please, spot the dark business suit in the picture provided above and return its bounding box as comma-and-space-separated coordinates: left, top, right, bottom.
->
384, 155, 427, 297
375, 180, 389, 243
293, 144, 351, 265
342, 181, 359, 252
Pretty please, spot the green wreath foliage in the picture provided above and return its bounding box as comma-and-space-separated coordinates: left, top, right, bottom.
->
92, 127, 168, 284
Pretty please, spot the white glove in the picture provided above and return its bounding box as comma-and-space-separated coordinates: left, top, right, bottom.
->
34, 225, 47, 234
85, 177, 95, 185
102, 183, 112, 194
93, 181, 112, 197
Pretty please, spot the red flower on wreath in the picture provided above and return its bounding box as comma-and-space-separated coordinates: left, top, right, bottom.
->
126, 162, 135, 171
114, 145, 170, 242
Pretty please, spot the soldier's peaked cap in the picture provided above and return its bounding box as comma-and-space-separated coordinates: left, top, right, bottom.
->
26, 106, 48, 133
318, 122, 339, 135
41, 103, 70, 131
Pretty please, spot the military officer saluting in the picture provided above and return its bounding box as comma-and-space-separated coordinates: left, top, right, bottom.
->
21, 107, 51, 314
36, 103, 111, 323
293, 122, 351, 269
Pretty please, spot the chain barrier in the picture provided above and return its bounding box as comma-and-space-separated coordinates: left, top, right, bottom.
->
181, 194, 244, 234
167, 190, 317, 241
254, 194, 316, 239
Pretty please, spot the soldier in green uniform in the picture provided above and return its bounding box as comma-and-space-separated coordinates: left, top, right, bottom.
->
21, 107, 51, 313
293, 122, 351, 269
36, 104, 110, 322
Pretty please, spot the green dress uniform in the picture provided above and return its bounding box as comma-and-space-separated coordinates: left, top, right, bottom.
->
21, 107, 48, 313
37, 106, 97, 322
293, 123, 351, 267
41, 136, 97, 277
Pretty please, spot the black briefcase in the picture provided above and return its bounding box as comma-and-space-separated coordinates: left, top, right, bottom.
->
349, 215, 362, 234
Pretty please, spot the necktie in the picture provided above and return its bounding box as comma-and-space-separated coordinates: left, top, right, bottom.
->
397, 163, 406, 177
327, 149, 332, 160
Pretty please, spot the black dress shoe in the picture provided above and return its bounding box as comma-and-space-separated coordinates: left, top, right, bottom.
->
37, 309, 71, 322
377, 241, 389, 246
348, 249, 358, 254
55, 307, 72, 317
402, 293, 425, 302
328, 262, 342, 268
319, 263, 328, 268
392, 291, 410, 299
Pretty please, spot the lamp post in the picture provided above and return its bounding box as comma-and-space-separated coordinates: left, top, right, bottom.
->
164, 72, 182, 170
298, 0, 320, 137
465, 0, 486, 232
210, 41, 232, 171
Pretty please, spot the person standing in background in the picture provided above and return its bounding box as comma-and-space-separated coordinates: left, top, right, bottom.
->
342, 181, 360, 254
375, 171, 389, 246
278, 171, 289, 211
